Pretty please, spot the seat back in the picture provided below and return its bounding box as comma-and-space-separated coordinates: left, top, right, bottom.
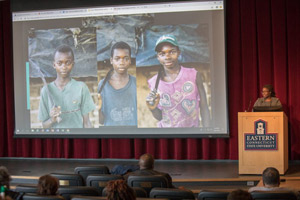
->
58, 186, 100, 200
71, 196, 105, 200
250, 191, 297, 200
22, 194, 65, 200
51, 173, 84, 186
71, 196, 168, 200
132, 187, 148, 198
15, 184, 38, 193
127, 175, 169, 195
150, 187, 195, 200
74, 166, 109, 182
86, 174, 123, 194
198, 190, 229, 200
102, 186, 147, 198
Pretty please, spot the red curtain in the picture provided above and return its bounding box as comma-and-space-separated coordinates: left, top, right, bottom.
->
1, 0, 300, 160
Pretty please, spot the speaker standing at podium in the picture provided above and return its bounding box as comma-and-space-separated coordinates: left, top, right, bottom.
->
253, 84, 282, 111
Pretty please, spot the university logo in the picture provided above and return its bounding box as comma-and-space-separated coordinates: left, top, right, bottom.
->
244, 119, 278, 150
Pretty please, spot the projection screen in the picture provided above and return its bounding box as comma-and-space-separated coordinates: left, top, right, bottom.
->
12, 0, 228, 138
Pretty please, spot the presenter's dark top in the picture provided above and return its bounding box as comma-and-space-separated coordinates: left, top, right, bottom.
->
254, 97, 282, 107
253, 97, 282, 111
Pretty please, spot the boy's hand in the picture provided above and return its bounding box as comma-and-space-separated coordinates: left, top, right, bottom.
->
50, 106, 61, 123
98, 94, 103, 110
146, 90, 160, 111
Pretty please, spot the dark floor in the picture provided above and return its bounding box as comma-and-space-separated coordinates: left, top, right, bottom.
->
2, 158, 300, 191
1, 158, 300, 179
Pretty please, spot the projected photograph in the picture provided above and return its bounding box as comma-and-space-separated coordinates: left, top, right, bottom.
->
13, 0, 227, 137
136, 24, 211, 128
28, 27, 98, 128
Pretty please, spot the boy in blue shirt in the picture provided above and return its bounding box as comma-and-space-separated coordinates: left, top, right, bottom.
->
38, 45, 95, 128
98, 42, 137, 126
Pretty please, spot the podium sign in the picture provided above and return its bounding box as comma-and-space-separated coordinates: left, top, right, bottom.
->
238, 112, 288, 175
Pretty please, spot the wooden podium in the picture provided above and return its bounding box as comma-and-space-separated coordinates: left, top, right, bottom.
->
238, 112, 288, 175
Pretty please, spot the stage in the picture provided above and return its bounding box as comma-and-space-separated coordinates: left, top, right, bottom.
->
1, 158, 300, 191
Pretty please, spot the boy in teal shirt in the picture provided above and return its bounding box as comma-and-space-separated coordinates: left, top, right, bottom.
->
38, 45, 95, 128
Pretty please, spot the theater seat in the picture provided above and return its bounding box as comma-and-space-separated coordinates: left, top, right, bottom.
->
51, 173, 84, 186
71, 196, 168, 200
71, 196, 105, 200
102, 186, 147, 198
132, 187, 148, 198
86, 174, 123, 194
127, 175, 169, 195
58, 186, 100, 200
150, 187, 195, 200
22, 194, 64, 200
74, 166, 109, 182
15, 184, 38, 193
250, 191, 298, 200
197, 190, 229, 200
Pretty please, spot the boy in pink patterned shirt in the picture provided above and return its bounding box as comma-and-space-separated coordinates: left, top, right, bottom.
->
146, 35, 210, 127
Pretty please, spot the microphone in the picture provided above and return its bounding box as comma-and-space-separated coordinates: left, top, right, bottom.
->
245, 98, 252, 112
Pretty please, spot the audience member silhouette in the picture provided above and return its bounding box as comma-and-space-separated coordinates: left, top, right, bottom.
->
37, 174, 59, 195
0, 166, 22, 200
124, 153, 174, 188
228, 189, 252, 200
106, 179, 136, 200
248, 167, 299, 198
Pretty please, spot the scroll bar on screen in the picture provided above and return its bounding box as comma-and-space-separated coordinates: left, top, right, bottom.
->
26, 62, 30, 110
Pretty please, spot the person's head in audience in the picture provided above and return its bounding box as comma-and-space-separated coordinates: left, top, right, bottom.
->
37, 175, 59, 195
227, 189, 252, 200
0, 196, 13, 200
262, 167, 280, 187
0, 166, 11, 189
138, 153, 154, 170
106, 179, 136, 200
